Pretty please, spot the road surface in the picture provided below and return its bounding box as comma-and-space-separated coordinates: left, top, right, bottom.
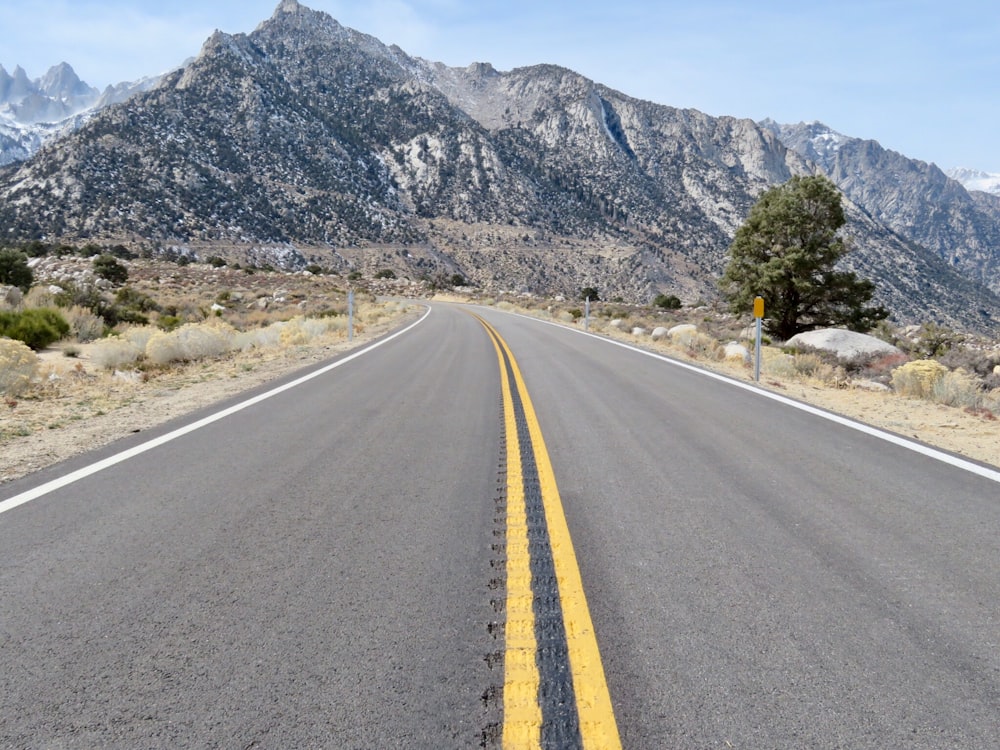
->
1, 303, 998, 748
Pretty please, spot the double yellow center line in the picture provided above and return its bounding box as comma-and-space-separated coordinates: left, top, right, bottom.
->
475, 314, 621, 750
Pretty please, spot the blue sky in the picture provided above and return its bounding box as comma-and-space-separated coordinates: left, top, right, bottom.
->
2, 0, 997, 172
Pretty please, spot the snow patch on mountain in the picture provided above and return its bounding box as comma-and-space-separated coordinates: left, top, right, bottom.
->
0, 62, 168, 166
946, 168, 1000, 196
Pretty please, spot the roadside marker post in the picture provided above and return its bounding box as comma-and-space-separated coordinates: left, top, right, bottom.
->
348, 288, 355, 342
753, 296, 764, 382
584, 296, 591, 332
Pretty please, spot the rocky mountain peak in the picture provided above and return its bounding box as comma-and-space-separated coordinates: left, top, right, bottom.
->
0, 62, 99, 125
37, 62, 95, 100
0, 64, 34, 104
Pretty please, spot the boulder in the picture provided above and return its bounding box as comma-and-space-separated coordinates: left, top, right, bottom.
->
723, 342, 751, 364
785, 328, 901, 361
0, 285, 23, 308
631, 327, 647, 337
668, 324, 697, 339
651, 326, 670, 341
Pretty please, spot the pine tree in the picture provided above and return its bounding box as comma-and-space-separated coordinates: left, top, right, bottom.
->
721, 175, 888, 340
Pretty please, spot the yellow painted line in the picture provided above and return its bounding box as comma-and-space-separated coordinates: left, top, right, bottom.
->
484, 323, 543, 749
475, 314, 622, 750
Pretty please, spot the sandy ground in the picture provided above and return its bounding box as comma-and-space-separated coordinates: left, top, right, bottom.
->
3, 305, 999, 487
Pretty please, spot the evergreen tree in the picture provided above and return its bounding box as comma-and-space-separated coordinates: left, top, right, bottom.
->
93, 254, 129, 285
721, 175, 887, 340
0, 248, 33, 292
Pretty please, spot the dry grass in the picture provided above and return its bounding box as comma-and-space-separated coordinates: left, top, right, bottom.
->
0, 338, 38, 397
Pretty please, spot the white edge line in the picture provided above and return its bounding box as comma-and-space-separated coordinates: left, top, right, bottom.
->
0, 306, 432, 516
498, 309, 1000, 485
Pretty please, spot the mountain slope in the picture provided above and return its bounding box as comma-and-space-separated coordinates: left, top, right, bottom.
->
764, 121, 1000, 295
1, 0, 998, 334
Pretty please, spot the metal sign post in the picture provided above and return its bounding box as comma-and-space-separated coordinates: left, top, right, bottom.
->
753, 296, 764, 382
348, 289, 354, 342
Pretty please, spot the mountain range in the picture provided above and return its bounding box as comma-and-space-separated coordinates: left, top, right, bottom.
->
1, 0, 998, 335
0, 62, 164, 167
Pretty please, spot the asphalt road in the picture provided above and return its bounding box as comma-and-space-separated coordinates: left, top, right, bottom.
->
2, 303, 998, 748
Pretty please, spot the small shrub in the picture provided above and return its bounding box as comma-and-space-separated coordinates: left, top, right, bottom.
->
90, 337, 142, 370
122, 325, 160, 352
938, 345, 1000, 378
0, 337, 38, 395
763, 352, 798, 379
109, 307, 149, 326
0, 308, 71, 350
789, 353, 826, 377
145, 322, 235, 365
93, 255, 129, 285
233, 324, 282, 351
279, 320, 310, 347
932, 368, 984, 410
653, 293, 682, 310
51, 282, 103, 313
374, 269, 396, 279
674, 330, 722, 360
64, 305, 105, 342
108, 244, 136, 260
847, 350, 910, 380
21, 240, 50, 258
891, 359, 948, 399
907, 323, 963, 358
115, 287, 160, 313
